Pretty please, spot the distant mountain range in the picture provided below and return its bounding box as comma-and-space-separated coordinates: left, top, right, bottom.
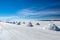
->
40, 20, 60, 21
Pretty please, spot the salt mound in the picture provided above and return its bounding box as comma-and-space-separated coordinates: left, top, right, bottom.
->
42, 24, 60, 31
50, 24, 60, 31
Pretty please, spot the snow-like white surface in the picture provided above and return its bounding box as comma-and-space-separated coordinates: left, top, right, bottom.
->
0, 21, 60, 40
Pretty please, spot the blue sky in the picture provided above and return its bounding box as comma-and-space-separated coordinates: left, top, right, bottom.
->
0, 0, 60, 19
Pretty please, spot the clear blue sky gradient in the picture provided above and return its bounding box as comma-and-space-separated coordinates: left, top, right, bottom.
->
0, 0, 60, 19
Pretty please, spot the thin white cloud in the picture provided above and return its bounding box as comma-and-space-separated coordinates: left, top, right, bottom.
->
17, 9, 60, 16
17, 9, 35, 15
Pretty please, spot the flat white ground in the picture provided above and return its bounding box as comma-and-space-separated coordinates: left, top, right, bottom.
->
0, 21, 60, 40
